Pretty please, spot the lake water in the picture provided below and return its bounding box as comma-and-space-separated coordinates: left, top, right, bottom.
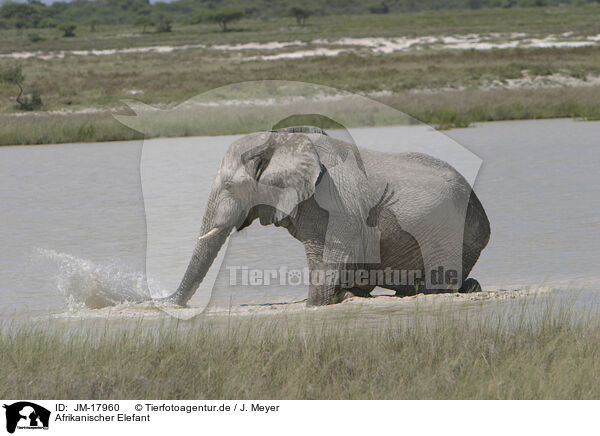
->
1, 119, 599, 321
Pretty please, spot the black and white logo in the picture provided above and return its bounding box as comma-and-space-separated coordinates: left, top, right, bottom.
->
3, 402, 50, 434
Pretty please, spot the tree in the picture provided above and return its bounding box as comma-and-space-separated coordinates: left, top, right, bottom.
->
58, 22, 76, 37
134, 15, 153, 33
0, 64, 42, 110
89, 18, 97, 32
0, 2, 45, 28
207, 7, 244, 32
289, 6, 312, 26
0, 64, 25, 105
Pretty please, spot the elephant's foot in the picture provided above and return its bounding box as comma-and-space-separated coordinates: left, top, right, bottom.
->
389, 278, 481, 296
393, 281, 425, 297
394, 289, 416, 297
459, 278, 482, 293
341, 287, 374, 302
306, 285, 341, 306
342, 291, 355, 301
307, 286, 369, 306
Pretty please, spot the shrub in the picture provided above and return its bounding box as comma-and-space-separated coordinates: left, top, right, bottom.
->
58, 23, 76, 37
369, 2, 390, 14
419, 108, 471, 130
27, 32, 44, 43
18, 89, 43, 111
38, 18, 57, 28
154, 15, 172, 33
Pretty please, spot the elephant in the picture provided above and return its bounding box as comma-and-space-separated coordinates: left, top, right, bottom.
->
162, 125, 490, 306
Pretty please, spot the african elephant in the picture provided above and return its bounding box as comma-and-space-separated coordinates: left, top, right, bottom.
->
163, 126, 490, 306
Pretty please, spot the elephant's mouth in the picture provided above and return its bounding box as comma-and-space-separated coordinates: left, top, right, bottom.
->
259, 209, 277, 226
237, 205, 291, 231
236, 211, 255, 231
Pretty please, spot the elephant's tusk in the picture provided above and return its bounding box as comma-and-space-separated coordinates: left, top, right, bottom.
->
198, 227, 224, 241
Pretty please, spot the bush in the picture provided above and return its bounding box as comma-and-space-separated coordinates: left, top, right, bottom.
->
58, 23, 76, 37
419, 108, 471, 130
154, 15, 172, 33
27, 32, 44, 43
38, 18, 57, 28
18, 89, 43, 111
369, 2, 390, 13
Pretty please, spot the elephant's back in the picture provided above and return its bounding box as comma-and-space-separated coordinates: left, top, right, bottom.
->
362, 150, 474, 215
362, 149, 491, 278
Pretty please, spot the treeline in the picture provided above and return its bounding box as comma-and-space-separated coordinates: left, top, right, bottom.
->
0, 0, 598, 30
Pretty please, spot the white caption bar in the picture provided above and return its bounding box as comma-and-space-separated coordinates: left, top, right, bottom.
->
0, 400, 597, 436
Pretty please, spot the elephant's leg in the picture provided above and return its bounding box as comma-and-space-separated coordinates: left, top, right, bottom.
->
394, 286, 418, 297
313, 269, 375, 303
347, 286, 374, 298
304, 253, 347, 306
338, 281, 375, 301
339, 264, 376, 299
459, 278, 482, 293
306, 263, 346, 306
393, 277, 427, 297
307, 277, 344, 305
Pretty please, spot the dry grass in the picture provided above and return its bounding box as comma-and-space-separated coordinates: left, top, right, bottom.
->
2, 299, 600, 399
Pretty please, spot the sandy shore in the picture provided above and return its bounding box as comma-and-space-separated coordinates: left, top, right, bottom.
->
40, 286, 551, 324
3, 33, 600, 61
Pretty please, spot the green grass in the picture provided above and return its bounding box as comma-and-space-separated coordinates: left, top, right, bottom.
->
2, 300, 600, 399
0, 113, 142, 146
3, 85, 600, 145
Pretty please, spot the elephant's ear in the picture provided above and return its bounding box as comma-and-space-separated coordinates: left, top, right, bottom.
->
312, 135, 373, 218
311, 135, 381, 265
247, 132, 322, 219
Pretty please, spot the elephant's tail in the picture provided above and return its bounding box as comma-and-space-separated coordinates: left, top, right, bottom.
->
462, 189, 491, 279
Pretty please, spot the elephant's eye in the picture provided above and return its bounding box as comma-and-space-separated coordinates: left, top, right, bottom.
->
241, 143, 273, 182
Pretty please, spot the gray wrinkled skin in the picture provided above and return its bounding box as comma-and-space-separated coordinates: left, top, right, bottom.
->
165, 127, 490, 306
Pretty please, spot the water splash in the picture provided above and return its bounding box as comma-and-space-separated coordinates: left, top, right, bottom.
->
37, 249, 153, 310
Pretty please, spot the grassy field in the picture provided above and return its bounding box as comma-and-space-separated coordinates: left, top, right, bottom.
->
2, 6, 600, 144
2, 299, 600, 399
3, 85, 600, 145
3, 6, 600, 53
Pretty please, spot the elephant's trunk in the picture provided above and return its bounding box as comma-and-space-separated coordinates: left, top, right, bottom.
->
161, 190, 235, 306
